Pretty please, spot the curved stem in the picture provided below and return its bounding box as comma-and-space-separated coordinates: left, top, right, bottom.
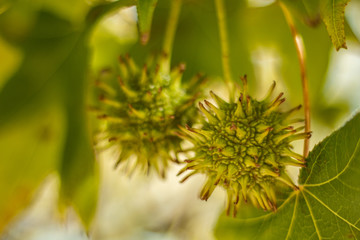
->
279, 2, 311, 158
214, 0, 234, 102
162, 0, 182, 73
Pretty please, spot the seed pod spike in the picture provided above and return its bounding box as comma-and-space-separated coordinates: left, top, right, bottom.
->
200, 178, 216, 201
210, 91, 228, 109
246, 96, 253, 115
239, 176, 249, 201
294, 126, 305, 132
261, 192, 272, 211
118, 56, 129, 79
281, 148, 304, 162
114, 148, 133, 169
263, 81, 276, 101
99, 97, 122, 108
226, 189, 234, 216
259, 182, 276, 203
234, 99, 245, 118
177, 161, 198, 176
283, 104, 302, 119
276, 171, 298, 189
97, 114, 124, 123
188, 127, 213, 140
171, 63, 186, 87
256, 127, 272, 143
125, 54, 139, 75
139, 64, 148, 85
95, 81, 116, 96
264, 96, 286, 116
240, 75, 248, 96
175, 130, 197, 144
214, 165, 227, 185
128, 104, 146, 119
279, 157, 306, 167
184, 124, 206, 142
270, 92, 284, 107
260, 166, 280, 177
199, 102, 217, 124
274, 130, 296, 144
252, 189, 266, 210
204, 100, 225, 120
288, 132, 312, 142
180, 171, 198, 183
118, 77, 137, 98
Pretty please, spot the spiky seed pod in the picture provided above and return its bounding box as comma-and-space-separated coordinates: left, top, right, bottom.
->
177, 76, 310, 216
95, 54, 205, 177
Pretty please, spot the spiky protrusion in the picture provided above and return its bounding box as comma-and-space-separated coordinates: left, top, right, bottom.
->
178, 76, 310, 216
95, 54, 205, 177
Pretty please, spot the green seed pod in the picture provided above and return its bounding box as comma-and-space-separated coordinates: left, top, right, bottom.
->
177, 76, 310, 216
94, 54, 205, 177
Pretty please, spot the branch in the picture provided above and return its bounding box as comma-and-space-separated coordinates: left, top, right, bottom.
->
279, 1, 311, 158
162, 0, 183, 73
214, 0, 234, 102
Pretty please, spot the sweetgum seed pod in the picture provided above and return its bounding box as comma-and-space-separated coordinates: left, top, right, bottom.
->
178, 76, 310, 216
95, 54, 205, 177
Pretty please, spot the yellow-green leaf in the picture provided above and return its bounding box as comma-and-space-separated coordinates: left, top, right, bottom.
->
321, 0, 350, 50
136, 0, 158, 45
0, 1, 131, 231
215, 112, 360, 239
0, 100, 65, 233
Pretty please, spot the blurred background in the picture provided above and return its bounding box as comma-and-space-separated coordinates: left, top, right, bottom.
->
0, 0, 359, 239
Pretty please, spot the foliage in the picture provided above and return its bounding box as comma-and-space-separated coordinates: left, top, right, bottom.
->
215, 112, 360, 239
0, 0, 359, 239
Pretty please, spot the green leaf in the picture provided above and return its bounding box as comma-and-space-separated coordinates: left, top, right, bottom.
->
293, 0, 350, 50
320, 0, 350, 50
280, 0, 321, 27
136, 0, 158, 45
0, 98, 65, 233
215, 112, 360, 239
0, 1, 129, 231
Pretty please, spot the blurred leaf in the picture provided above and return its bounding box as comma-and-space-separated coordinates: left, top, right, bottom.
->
131, 0, 331, 116
86, 0, 136, 26
57, 28, 98, 229
0, 36, 22, 90
136, 0, 158, 45
233, 3, 331, 106
0, 1, 131, 231
0, 9, 97, 230
0, 98, 65, 233
215, 112, 360, 239
345, 19, 360, 44
280, 0, 321, 27
301, 0, 350, 50
320, 0, 350, 50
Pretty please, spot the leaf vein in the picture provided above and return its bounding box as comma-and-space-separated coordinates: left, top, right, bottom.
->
304, 136, 360, 187
305, 189, 360, 231
302, 191, 322, 239
234, 192, 297, 223
285, 193, 299, 240
305, 138, 331, 184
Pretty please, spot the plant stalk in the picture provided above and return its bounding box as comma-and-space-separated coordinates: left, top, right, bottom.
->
214, 0, 234, 102
279, 1, 311, 158
162, 0, 182, 73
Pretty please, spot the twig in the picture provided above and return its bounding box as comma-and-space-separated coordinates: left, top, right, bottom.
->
279, 2, 311, 158
162, 0, 183, 73
214, 0, 234, 102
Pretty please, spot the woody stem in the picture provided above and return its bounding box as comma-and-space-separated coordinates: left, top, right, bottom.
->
214, 0, 235, 102
279, 2, 311, 158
